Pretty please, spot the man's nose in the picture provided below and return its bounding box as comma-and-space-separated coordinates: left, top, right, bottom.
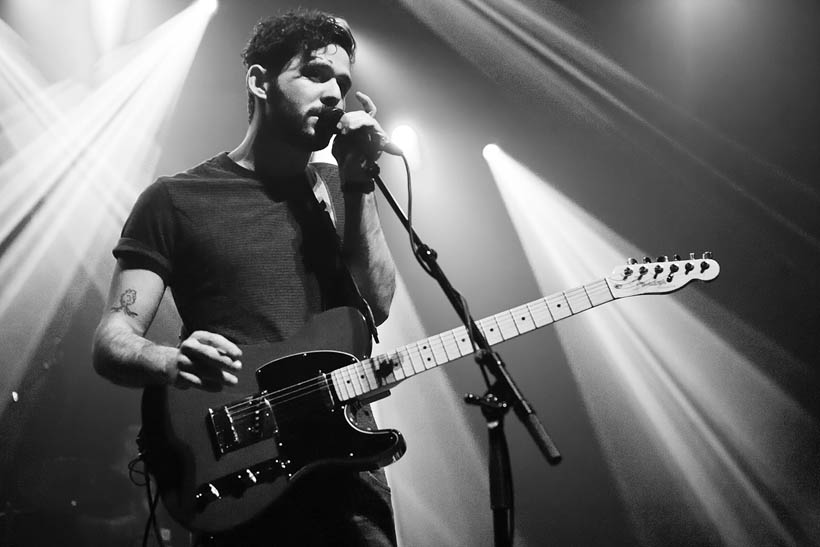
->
320, 80, 343, 107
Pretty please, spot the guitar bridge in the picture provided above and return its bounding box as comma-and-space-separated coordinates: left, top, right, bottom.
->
208, 392, 279, 459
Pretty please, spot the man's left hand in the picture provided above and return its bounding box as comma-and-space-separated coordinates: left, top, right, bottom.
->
332, 91, 384, 184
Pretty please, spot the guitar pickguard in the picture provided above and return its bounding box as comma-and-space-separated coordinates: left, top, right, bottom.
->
141, 308, 405, 533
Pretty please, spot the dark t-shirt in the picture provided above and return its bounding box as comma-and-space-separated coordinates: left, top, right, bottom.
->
114, 152, 350, 344
116, 153, 395, 545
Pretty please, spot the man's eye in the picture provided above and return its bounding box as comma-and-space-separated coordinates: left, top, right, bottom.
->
303, 67, 326, 81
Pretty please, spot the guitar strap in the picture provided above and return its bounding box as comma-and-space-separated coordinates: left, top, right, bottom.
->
289, 170, 380, 344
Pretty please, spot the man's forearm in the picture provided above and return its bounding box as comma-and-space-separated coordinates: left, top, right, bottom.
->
93, 319, 175, 388
343, 191, 396, 324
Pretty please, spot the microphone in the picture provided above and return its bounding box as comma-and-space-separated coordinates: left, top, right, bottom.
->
319, 107, 403, 157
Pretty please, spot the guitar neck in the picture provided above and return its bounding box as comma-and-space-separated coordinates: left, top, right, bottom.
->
328, 277, 615, 403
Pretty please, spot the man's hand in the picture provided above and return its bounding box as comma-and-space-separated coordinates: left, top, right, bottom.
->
332, 91, 385, 183
170, 331, 243, 391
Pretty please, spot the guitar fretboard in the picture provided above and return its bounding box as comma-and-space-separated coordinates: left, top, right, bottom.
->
328, 278, 615, 403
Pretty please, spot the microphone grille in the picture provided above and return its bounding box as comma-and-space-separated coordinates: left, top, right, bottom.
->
319, 107, 345, 128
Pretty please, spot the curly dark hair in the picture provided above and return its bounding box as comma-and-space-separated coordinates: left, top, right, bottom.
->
241, 9, 356, 121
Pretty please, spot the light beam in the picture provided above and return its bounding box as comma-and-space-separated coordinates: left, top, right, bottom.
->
0, 0, 217, 419
484, 145, 820, 545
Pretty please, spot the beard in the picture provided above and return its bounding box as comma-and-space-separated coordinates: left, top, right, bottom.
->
263, 85, 333, 152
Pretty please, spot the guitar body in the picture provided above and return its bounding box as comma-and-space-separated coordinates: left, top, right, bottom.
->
140, 307, 406, 534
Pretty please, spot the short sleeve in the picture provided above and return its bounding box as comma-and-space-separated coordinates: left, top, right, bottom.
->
113, 179, 176, 283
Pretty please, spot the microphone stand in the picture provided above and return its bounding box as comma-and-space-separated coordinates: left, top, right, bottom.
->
366, 162, 562, 547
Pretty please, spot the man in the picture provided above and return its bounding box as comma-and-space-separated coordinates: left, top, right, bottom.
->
93, 10, 397, 546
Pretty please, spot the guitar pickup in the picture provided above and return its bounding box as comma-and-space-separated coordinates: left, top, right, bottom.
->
207, 393, 279, 459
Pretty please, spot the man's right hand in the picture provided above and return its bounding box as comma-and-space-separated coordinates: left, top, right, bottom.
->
93, 263, 245, 391
171, 331, 243, 391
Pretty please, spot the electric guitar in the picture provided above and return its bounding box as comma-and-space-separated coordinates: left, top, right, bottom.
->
140, 254, 719, 533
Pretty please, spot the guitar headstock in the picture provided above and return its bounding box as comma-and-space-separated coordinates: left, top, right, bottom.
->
607, 252, 720, 299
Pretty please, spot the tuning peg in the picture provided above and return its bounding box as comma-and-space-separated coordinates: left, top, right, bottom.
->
689, 252, 696, 260
643, 256, 652, 263
656, 256, 667, 262
673, 254, 681, 261
702, 251, 713, 259
628, 257, 638, 265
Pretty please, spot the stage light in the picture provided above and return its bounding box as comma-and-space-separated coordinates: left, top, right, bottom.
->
398, 0, 820, 257
199, 0, 219, 16
0, 1, 216, 419
390, 124, 421, 169
482, 143, 501, 160
390, 124, 417, 153
484, 145, 819, 546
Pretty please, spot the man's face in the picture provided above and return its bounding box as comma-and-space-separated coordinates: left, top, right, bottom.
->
264, 44, 352, 151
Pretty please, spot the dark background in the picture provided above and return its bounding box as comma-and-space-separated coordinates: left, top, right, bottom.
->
1, 1, 818, 545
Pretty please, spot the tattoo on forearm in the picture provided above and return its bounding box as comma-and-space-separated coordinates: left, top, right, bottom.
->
111, 288, 139, 317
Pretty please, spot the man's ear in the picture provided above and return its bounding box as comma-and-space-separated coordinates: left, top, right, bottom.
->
247, 64, 269, 101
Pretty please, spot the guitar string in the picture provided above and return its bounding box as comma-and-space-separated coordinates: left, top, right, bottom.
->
221, 306, 529, 419
220, 279, 621, 424
221, 263, 703, 421
222, 277, 626, 419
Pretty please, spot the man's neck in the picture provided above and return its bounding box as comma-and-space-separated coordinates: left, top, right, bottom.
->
229, 119, 311, 178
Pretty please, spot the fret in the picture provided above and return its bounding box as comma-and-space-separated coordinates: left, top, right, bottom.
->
479, 316, 504, 345
453, 326, 474, 355
410, 343, 432, 372
565, 287, 592, 314
368, 356, 394, 387
343, 367, 357, 400
441, 330, 463, 361
348, 362, 366, 396
546, 293, 572, 321
350, 361, 369, 392
392, 348, 416, 378
495, 310, 520, 339
360, 359, 380, 390
383, 354, 405, 381
416, 341, 438, 370
528, 299, 553, 327
331, 369, 349, 401
340, 364, 361, 397
397, 346, 416, 375
429, 335, 450, 365
586, 280, 613, 306
511, 304, 536, 333
404, 345, 426, 374
395, 348, 415, 378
